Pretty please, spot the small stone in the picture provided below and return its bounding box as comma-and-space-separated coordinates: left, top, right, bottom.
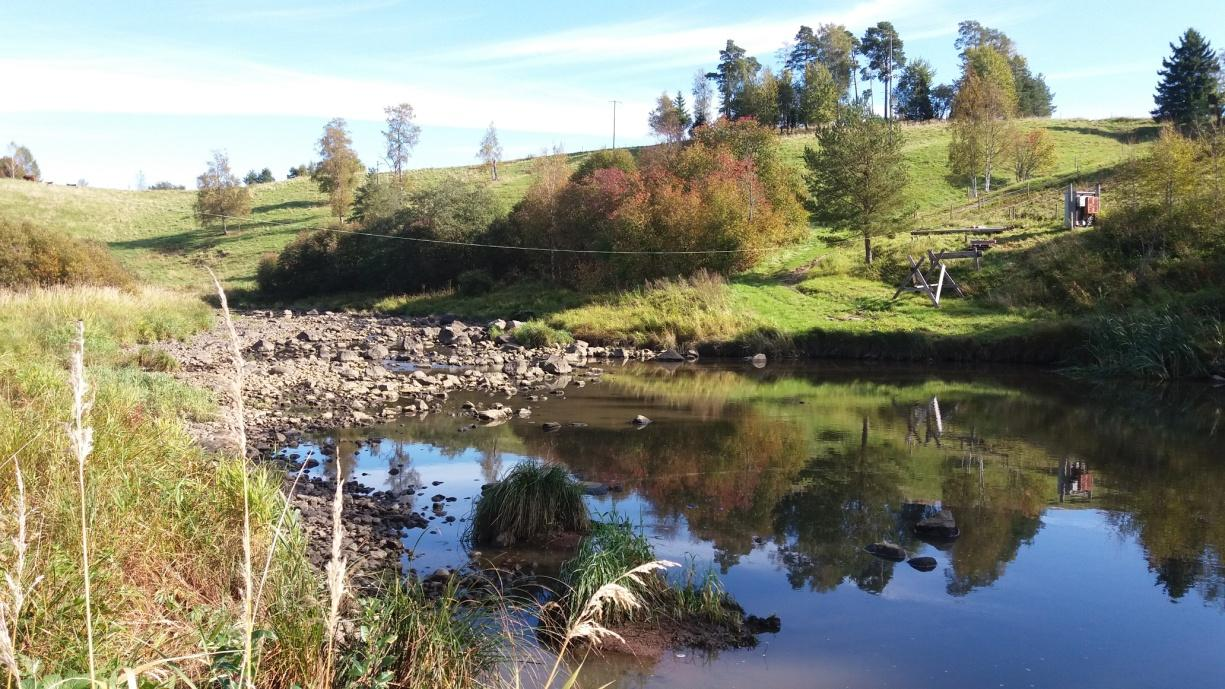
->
908, 556, 938, 572
631, 414, 651, 426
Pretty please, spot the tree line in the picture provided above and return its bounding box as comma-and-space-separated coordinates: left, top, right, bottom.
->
646, 19, 1054, 141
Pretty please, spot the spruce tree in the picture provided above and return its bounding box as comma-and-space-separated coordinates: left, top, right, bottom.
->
1153, 28, 1222, 130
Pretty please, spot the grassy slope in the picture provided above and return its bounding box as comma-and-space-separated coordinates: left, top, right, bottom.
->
0, 150, 606, 293
0, 119, 1159, 353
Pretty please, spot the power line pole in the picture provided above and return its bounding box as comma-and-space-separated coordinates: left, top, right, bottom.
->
609, 100, 622, 148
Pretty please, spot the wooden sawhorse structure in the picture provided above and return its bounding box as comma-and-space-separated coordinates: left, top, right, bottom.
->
893, 249, 976, 307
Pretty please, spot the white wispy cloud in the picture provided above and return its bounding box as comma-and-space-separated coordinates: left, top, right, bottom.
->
440, 0, 939, 68
0, 55, 655, 137
0, 0, 1001, 143
194, 0, 403, 23
1045, 63, 1152, 81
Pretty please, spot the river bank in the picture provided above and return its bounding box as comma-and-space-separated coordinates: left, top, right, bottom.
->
156, 308, 689, 583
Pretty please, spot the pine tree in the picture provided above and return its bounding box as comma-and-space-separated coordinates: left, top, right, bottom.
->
707, 40, 761, 118
894, 59, 936, 121
1153, 28, 1222, 130
859, 22, 906, 121
804, 103, 909, 265
674, 91, 693, 132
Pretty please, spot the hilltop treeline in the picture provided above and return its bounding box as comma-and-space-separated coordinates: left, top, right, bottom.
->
669, 19, 1054, 135
257, 119, 804, 297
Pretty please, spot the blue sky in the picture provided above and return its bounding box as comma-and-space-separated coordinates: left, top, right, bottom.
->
1, 0, 1221, 188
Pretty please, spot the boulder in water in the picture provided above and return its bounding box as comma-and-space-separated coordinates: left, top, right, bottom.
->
865, 542, 907, 562
914, 510, 959, 540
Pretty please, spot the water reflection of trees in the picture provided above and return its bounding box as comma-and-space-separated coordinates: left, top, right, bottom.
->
317, 365, 1225, 604
517, 407, 809, 571
579, 367, 1225, 602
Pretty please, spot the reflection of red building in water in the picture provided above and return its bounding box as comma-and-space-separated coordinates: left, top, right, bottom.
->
1058, 457, 1093, 502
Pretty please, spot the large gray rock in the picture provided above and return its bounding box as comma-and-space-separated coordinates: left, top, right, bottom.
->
542, 355, 572, 375
865, 542, 907, 562
438, 323, 469, 345
655, 348, 686, 362
366, 344, 390, 360
914, 510, 959, 540
476, 407, 510, 422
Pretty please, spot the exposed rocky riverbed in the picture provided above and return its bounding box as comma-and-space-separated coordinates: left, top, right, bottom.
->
158, 309, 684, 582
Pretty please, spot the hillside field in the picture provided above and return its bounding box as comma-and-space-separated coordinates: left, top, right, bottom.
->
0, 118, 1162, 356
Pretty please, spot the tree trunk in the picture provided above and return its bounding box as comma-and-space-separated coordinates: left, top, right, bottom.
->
984, 158, 992, 192
864, 235, 873, 265
491, 161, 498, 181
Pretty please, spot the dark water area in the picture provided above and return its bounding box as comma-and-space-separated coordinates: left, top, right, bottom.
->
292, 362, 1225, 689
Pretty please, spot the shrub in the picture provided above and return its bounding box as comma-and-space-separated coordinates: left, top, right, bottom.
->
511, 321, 574, 348
502, 118, 806, 287
258, 177, 502, 299
574, 148, 637, 181
455, 269, 494, 297
469, 462, 589, 547
0, 219, 133, 289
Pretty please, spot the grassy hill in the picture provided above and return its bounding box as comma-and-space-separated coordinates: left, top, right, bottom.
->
0, 117, 1170, 362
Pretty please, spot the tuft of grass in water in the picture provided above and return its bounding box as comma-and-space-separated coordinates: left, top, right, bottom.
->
553, 520, 738, 630
1068, 307, 1218, 379
671, 561, 743, 629
340, 577, 501, 689
555, 520, 744, 636
558, 521, 660, 627
470, 462, 590, 547
511, 321, 574, 348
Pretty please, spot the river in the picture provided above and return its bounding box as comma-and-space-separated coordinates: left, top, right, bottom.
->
288, 361, 1225, 689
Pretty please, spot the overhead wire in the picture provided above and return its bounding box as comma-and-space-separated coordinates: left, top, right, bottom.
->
197, 212, 802, 256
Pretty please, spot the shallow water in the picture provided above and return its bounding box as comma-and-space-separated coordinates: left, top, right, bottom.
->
292, 362, 1225, 689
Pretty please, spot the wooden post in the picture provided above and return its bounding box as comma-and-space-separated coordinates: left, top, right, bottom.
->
1064, 183, 1074, 229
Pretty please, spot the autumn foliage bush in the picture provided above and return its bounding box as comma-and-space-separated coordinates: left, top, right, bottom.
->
258, 119, 806, 299
0, 219, 133, 289
497, 118, 806, 286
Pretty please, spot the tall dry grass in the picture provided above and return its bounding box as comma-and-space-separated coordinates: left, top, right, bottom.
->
68, 320, 99, 684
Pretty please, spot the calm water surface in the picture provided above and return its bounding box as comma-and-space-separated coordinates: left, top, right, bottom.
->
294, 362, 1225, 689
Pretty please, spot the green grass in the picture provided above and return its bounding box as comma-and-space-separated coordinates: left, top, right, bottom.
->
0, 286, 333, 683
469, 462, 590, 547
0, 119, 1153, 297
510, 321, 575, 348
0, 118, 1171, 364
556, 520, 742, 631
340, 577, 500, 689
